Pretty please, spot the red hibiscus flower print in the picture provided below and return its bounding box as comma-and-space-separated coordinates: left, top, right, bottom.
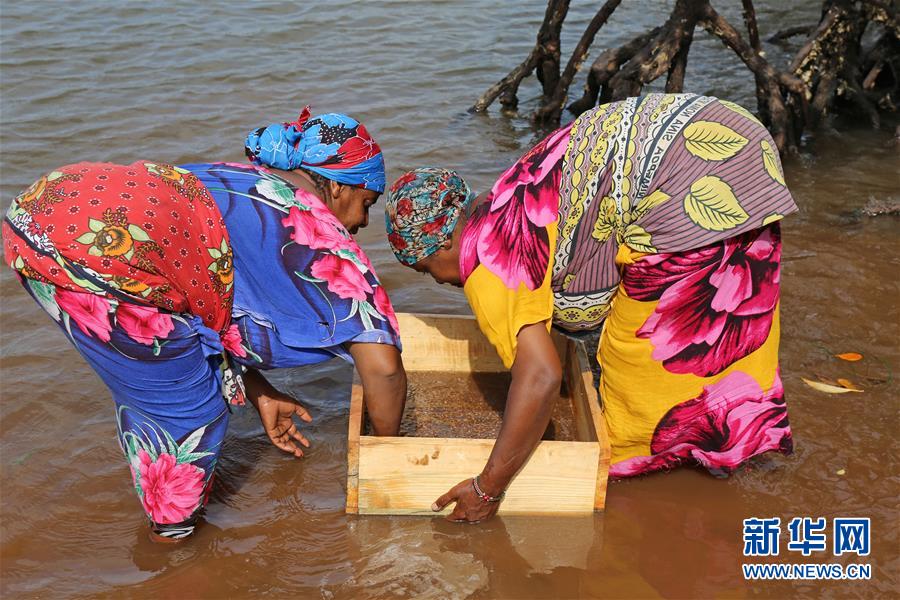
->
609, 370, 792, 478
282, 202, 352, 252
221, 323, 247, 358
310, 254, 373, 301
56, 288, 113, 342
460, 199, 551, 290
136, 450, 205, 524
116, 302, 175, 345
373, 285, 400, 335
624, 225, 781, 377
459, 125, 569, 290
488, 125, 569, 225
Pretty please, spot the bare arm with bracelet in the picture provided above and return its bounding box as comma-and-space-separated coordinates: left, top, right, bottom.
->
431, 322, 562, 522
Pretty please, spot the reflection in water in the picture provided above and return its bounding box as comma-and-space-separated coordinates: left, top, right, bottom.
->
605, 472, 751, 599
1, 1, 897, 598
345, 514, 603, 599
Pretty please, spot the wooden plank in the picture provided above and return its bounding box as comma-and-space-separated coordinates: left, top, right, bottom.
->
395, 313, 506, 373
570, 341, 611, 511
396, 312, 567, 373
565, 340, 597, 443
345, 375, 364, 514
357, 437, 599, 515
550, 327, 567, 367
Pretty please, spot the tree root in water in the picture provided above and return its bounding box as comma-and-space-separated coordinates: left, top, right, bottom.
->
471, 0, 899, 154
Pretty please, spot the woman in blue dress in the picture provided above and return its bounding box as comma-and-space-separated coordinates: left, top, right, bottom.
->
3, 107, 405, 541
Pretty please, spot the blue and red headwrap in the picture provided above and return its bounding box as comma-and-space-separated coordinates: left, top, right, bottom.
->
244, 106, 385, 193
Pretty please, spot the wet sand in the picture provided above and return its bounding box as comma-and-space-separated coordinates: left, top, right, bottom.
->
368, 372, 578, 441
1, 1, 898, 598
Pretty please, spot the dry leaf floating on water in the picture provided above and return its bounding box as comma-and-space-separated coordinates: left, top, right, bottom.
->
801, 378, 864, 394
836, 378, 863, 392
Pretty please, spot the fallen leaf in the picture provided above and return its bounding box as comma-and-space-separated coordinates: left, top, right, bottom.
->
835, 352, 863, 362
836, 378, 863, 391
801, 378, 863, 394
814, 374, 839, 386
836, 469, 846, 476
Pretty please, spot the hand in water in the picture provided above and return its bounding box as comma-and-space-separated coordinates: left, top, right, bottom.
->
432, 478, 501, 524
245, 369, 312, 457
255, 392, 312, 457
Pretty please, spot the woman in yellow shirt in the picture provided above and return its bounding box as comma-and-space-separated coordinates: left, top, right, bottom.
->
385, 93, 796, 523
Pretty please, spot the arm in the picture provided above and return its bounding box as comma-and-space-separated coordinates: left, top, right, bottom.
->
244, 367, 313, 458
347, 342, 407, 436
432, 321, 562, 522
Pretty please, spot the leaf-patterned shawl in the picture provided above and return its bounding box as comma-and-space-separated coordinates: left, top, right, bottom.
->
551, 93, 798, 331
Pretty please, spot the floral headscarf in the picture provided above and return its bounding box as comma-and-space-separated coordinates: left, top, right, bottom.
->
244, 106, 385, 193
385, 168, 475, 266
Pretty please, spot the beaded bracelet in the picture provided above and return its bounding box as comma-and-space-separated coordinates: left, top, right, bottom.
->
472, 475, 505, 503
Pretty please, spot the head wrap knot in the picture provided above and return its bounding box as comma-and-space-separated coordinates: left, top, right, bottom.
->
244, 105, 385, 193
385, 167, 474, 266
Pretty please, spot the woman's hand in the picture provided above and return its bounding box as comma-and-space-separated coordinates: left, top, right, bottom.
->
244, 368, 312, 457
432, 478, 502, 523
433, 322, 561, 523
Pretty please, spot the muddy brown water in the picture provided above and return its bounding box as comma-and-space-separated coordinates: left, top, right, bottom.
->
1, 1, 898, 598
